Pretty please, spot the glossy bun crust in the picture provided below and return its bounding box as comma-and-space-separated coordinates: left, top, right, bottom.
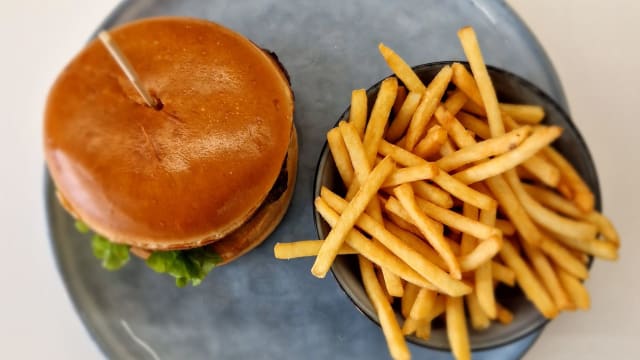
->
44, 17, 294, 250
209, 127, 297, 264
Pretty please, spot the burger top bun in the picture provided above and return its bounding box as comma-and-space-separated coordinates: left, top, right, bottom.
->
44, 17, 294, 250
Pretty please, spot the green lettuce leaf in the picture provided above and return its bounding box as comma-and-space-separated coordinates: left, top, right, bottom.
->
77, 220, 130, 270
146, 248, 222, 287
74, 220, 220, 285
91, 234, 131, 270
74, 220, 90, 234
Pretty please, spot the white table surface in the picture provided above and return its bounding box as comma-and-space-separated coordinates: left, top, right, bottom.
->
1, 0, 638, 359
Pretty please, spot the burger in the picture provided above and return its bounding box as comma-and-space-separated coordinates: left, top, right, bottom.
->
43, 17, 297, 286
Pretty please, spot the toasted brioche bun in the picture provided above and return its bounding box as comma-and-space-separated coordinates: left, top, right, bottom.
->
129, 127, 297, 264
208, 126, 297, 264
44, 17, 295, 251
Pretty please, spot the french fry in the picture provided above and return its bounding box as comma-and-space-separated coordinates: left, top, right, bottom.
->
572, 249, 591, 265
434, 171, 498, 211
387, 91, 423, 142
360, 256, 411, 360
499, 240, 558, 318
327, 127, 355, 187
415, 323, 431, 340
434, 106, 476, 148
495, 219, 516, 236
458, 236, 502, 272
539, 234, 589, 280
447, 236, 462, 256
413, 124, 448, 159
474, 262, 495, 321
376, 267, 394, 304
543, 146, 595, 213
401, 282, 420, 318
516, 165, 537, 182
492, 261, 516, 286
395, 136, 407, 148
457, 27, 505, 137
378, 140, 496, 210
585, 212, 620, 246
315, 197, 434, 289
557, 179, 574, 200
405, 294, 444, 338
499, 103, 545, 124
311, 156, 394, 278
485, 174, 541, 246
446, 296, 471, 360
383, 267, 405, 298
524, 184, 619, 245
384, 220, 448, 270
345, 179, 360, 201
465, 129, 476, 139
451, 62, 483, 106
372, 199, 405, 299
274, 240, 357, 259
411, 181, 454, 209
414, 197, 500, 240
394, 86, 408, 115
444, 89, 469, 115
553, 231, 618, 260
505, 170, 598, 240
495, 303, 514, 325
382, 164, 439, 188
383, 195, 443, 236
466, 292, 490, 330
321, 187, 471, 296
405, 66, 453, 150
416, 295, 446, 339
393, 184, 461, 279
409, 288, 437, 320
340, 120, 405, 293
367, 202, 404, 297
454, 126, 563, 185
457, 111, 491, 140
436, 126, 532, 172
521, 183, 585, 218
378, 139, 430, 166
427, 295, 446, 319
460, 202, 479, 255
378, 43, 426, 93
556, 265, 590, 310
401, 317, 419, 336
461, 100, 486, 117
363, 77, 398, 165
476, 204, 498, 318
520, 154, 560, 187
385, 197, 445, 263
522, 241, 573, 311
385, 209, 424, 238
439, 137, 457, 157
502, 112, 521, 131
339, 121, 371, 180
349, 89, 368, 138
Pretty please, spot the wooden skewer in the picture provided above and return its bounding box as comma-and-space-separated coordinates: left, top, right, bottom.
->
98, 31, 159, 109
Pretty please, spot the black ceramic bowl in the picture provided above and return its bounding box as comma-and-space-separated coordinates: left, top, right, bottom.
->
313, 62, 600, 351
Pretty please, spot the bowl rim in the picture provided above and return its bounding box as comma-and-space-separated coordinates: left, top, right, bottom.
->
312, 61, 600, 352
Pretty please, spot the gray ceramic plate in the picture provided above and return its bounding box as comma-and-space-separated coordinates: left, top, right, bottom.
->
46, 0, 572, 359
314, 62, 600, 352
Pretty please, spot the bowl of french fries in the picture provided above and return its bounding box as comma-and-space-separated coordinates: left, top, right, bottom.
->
275, 26, 619, 360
